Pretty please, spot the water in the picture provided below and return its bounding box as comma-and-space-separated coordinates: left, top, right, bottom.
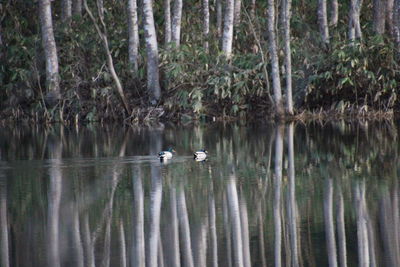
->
0, 121, 398, 266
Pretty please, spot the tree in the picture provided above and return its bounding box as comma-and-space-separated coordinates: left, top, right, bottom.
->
318, 0, 330, 44
222, 0, 234, 58
202, 0, 210, 51
387, 0, 394, 34
39, 0, 61, 103
216, 0, 222, 37
164, 0, 172, 44
349, 0, 363, 41
143, 0, 161, 103
330, 0, 338, 27
283, 0, 293, 114
267, 0, 283, 116
171, 0, 183, 47
394, 0, 400, 49
234, 0, 242, 26
61, 0, 72, 22
127, 0, 140, 72
373, 0, 386, 34
72, 0, 82, 16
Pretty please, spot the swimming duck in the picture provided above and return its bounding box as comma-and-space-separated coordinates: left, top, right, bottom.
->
194, 149, 208, 160
159, 148, 176, 160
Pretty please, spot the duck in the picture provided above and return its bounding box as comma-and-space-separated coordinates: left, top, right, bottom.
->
194, 149, 208, 160
159, 148, 176, 160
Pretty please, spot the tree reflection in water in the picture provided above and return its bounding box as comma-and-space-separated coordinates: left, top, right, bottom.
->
1, 122, 400, 266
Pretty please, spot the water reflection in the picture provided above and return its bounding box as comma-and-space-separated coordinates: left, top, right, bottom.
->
1, 122, 400, 266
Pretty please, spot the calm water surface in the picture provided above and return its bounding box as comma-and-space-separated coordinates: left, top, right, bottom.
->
0, 122, 398, 267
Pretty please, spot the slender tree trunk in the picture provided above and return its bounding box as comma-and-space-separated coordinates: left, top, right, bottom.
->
164, 0, 172, 44
127, 0, 140, 73
250, 0, 256, 18
274, 125, 284, 267
39, 0, 61, 102
355, 181, 370, 267
394, 0, 400, 49
354, 0, 363, 39
267, 0, 283, 116
349, 0, 363, 41
318, 0, 330, 44
171, 0, 183, 47
208, 183, 218, 267
283, 0, 293, 114
330, 0, 338, 27
203, 0, 210, 52
223, 194, 233, 267
373, 0, 386, 34
61, 0, 72, 22
83, 0, 130, 112
97, 0, 104, 20
71, 204, 84, 267
234, 0, 241, 26
0, 176, 9, 267
195, 220, 208, 267
216, 0, 222, 38
143, 0, 161, 103
222, 0, 234, 58
119, 221, 127, 267
227, 174, 244, 267
82, 214, 95, 267
287, 123, 298, 267
387, 0, 394, 34
240, 194, 251, 267
72, 0, 82, 16
324, 178, 338, 267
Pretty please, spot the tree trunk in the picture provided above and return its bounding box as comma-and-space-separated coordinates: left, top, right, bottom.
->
171, 0, 183, 47
119, 221, 127, 267
387, 0, 394, 34
39, 0, 61, 102
348, 0, 363, 41
164, 0, 172, 44
356, 181, 370, 267
143, 0, 161, 103
373, 0, 386, 34
330, 0, 338, 27
216, 0, 222, 38
97, 0, 104, 20
178, 189, 195, 267
84, 0, 130, 112
318, 0, 330, 44
0, 176, 9, 267
336, 186, 347, 267
222, 0, 234, 58
72, 0, 82, 16
234, 0, 241, 26
61, 0, 72, 22
203, 0, 210, 52
240, 194, 251, 267
127, 0, 140, 73
283, 0, 293, 114
133, 167, 145, 267
267, 0, 283, 116
394, 0, 400, 49
170, 187, 181, 267
223, 195, 233, 267
208, 184, 218, 267
250, 0, 256, 18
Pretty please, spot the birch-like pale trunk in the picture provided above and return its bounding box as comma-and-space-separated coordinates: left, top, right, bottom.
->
227, 174, 244, 267
387, 0, 394, 34
127, 0, 140, 72
0, 176, 9, 267
273, 125, 284, 267
222, 0, 235, 58
287, 123, 298, 267
318, 0, 330, 44
133, 167, 145, 267
267, 0, 283, 116
47, 139, 62, 267
234, 0, 241, 26
283, 0, 293, 114
72, 0, 82, 16
336, 186, 347, 267
373, 0, 386, 34
170, 186, 181, 267
203, 0, 210, 52
171, 0, 183, 47
348, 0, 363, 41
355, 181, 370, 267
39, 0, 61, 101
330, 0, 338, 27
240, 194, 251, 267
119, 221, 127, 267
324, 178, 338, 267
143, 0, 161, 103
164, 0, 172, 44
216, 0, 222, 37
177, 188, 195, 267
223, 194, 233, 267
208, 183, 218, 267
61, 0, 72, 22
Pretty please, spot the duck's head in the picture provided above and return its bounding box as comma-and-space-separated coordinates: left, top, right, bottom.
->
167, 148, 176, 153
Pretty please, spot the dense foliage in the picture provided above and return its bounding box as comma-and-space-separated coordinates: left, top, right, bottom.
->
1, 0, 400, 122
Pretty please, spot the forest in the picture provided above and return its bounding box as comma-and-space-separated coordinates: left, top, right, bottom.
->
1, 0, 400, 122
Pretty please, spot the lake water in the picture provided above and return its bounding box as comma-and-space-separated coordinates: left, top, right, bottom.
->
0, 121, 399, 267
